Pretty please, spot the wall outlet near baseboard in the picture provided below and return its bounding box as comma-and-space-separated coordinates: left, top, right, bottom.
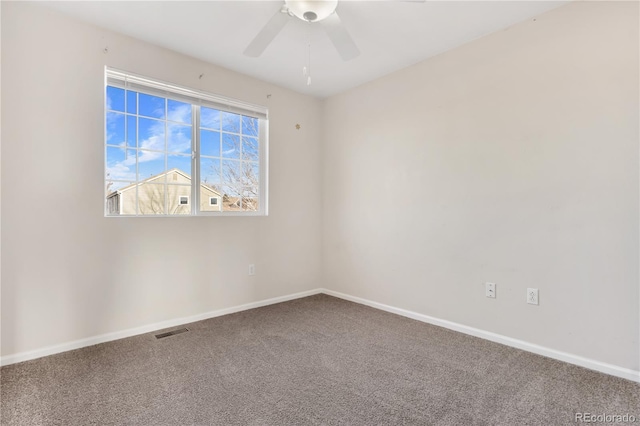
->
248, 264, 256, 276
485, 282, 496, 298
527, 288, 539, 305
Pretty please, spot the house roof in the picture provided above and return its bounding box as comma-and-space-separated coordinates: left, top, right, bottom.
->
107, 168, 222, 198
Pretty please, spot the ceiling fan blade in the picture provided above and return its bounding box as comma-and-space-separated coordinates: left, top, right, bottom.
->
321, 12, 360, 61
243, 9, 289, 58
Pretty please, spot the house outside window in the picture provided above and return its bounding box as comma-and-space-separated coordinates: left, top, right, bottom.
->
105, 68, 268, 216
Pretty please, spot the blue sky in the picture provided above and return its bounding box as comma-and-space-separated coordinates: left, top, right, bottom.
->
106, 86, 259, 193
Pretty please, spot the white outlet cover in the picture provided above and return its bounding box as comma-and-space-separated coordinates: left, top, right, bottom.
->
485, 282, 496, 298
248, 264, 256, 276
527, 288, 539, 305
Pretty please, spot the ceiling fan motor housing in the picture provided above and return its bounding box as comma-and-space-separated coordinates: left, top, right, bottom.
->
244, 0, 359, 62
285, 0, 339, 22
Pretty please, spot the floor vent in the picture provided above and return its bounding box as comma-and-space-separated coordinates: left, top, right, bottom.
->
155, 328, 189, 339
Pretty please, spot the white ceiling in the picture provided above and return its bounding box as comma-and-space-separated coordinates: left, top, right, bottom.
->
43, 1, 568, 98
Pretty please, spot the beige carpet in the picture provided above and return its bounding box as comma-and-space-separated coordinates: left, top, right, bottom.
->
1, 294, 638, 425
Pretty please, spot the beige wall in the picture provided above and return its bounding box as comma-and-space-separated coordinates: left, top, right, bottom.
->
1, 2, 322, 357
322, 1, 639, 371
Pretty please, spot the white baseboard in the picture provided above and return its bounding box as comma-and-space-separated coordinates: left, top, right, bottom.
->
3, 287, 639, 384
320, 288, 640, 383
0, 288, 322, 367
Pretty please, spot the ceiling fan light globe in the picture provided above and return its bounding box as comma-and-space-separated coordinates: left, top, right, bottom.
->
285, 0, 338, 22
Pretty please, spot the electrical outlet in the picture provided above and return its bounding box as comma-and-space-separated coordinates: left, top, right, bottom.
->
248, 264, 255, 276
485, 282, 496, 298
527, 288, 539, 305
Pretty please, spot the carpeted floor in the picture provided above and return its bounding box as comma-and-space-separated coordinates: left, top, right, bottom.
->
1, 294, 638, 425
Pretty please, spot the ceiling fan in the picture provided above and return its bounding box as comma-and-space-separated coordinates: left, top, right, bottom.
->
243, 0, 360, 61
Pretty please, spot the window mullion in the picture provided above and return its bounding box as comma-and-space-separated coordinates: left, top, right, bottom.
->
193, 105, 200, 215
260, 118, 268, 216
239, 116, 243, 211
135, 91, 140, 216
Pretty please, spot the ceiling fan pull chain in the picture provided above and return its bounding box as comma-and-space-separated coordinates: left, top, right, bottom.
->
306, 42, 312, 86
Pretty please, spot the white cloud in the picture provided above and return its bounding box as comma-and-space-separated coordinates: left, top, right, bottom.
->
139, 134, 165, 153
167, 123, 191, 153
137, 148, 163, 163
168, 104, 190, 123
106, 112, 124, 145
106, 162, 135, 181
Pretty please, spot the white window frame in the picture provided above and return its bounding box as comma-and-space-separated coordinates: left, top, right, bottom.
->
105, 67, 269, 217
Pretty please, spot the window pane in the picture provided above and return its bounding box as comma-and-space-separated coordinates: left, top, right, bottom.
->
200, 130, 220, 157
139, 93, 165, 119
138, 150, 165, 181
106, 147, 136, 181
168, 99, 191, 124
168, 154, 191, 178
243, 161, 259, 190
222, 133, 240, 159
202, 192, 221, 212
241, 162, 259, 212
242, 162, 259, 211
242, 137, 258, 161
138, 117, 165, 151
167, 185, 191, 215
126, 115, 137, 148
242, 116, 259, 136
138, 183, 166, 215
221, 159, 242, 211
167, 123, 191, 154
126, 91, 137, 114
200, 157, 221, 189
201, 107, 220, 130
222, 111, 240, 133
106, 86, 125, 112
106, 112, 125, 146
106, 181, 136, 216
242, 195, 259, 211
107, 180, 135, 192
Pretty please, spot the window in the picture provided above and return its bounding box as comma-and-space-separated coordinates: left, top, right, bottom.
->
105, 68, 268, 216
